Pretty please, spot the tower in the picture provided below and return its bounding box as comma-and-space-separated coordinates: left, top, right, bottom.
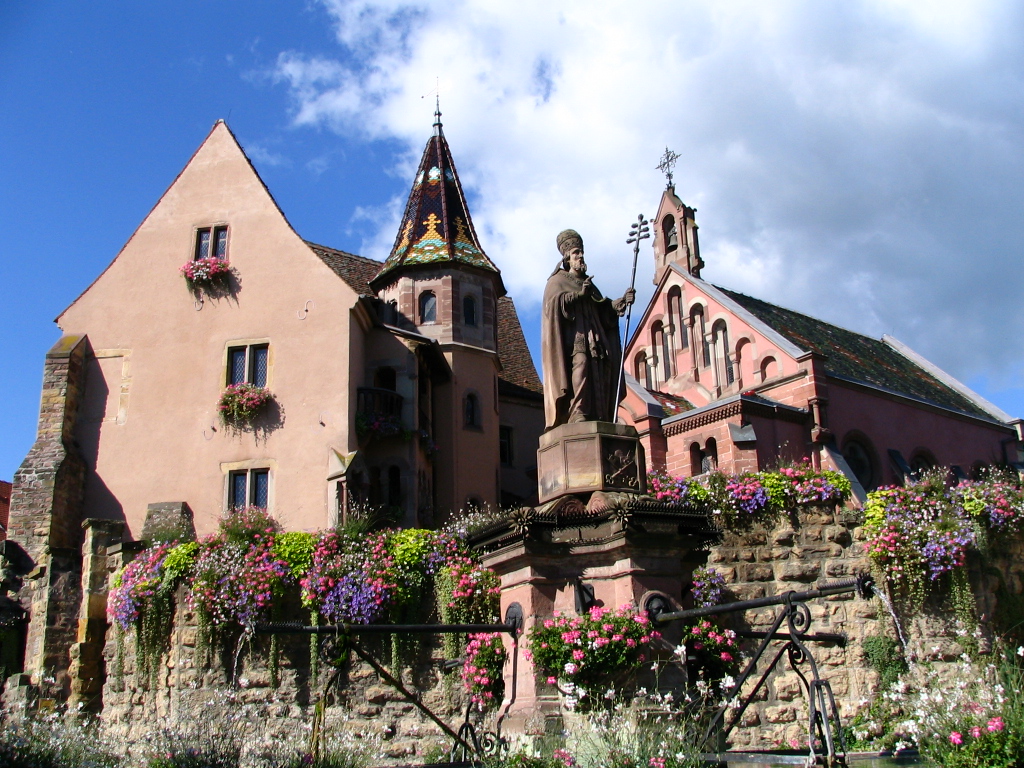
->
369, 111, 506, 516
652, 186, 703, 284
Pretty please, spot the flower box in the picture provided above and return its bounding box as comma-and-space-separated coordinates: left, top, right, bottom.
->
218, 383, 273, 426
180, 257, 232, 288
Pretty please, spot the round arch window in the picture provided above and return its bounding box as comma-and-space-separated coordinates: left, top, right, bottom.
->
842, 435, 879, 491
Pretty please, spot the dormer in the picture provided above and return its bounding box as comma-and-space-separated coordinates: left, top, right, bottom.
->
653, 186, 703, 284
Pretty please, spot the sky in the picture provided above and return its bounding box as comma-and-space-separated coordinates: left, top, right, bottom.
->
2, 0, 1023, 480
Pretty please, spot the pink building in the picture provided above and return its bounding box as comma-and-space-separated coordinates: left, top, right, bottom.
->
620, 186, 1023, 496
8, 118, 543, 546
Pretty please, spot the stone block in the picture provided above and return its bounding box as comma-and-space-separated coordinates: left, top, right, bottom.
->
772, 529, 796, 546
739, 710, 761, 727
142, 502, 196, 543
773, 673, 802, 701
536, 422, 646, 502
739, 564, 773, 582
775, 562, 820, 582
764, 705, 797, 723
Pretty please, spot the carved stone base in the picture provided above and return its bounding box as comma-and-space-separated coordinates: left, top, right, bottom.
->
536, 422, 646, 503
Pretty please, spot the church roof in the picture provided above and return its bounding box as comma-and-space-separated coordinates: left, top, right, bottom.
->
371, 123, 503, 291
717, 288, 998, 421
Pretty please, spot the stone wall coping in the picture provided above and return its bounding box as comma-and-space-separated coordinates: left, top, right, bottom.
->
106, 541, 148, 557
45, 334, 88, 359
82, 518, 125, 533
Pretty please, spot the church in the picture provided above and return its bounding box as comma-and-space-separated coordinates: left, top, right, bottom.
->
618, 185, 1023, 497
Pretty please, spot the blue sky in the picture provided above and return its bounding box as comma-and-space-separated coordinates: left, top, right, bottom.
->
3, 0, 1024, 480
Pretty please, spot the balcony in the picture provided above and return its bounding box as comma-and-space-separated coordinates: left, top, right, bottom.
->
356, 387, 407, 440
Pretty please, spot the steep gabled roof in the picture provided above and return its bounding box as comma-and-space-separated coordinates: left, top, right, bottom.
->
496, 296, 542, 395
306, 241, 382, 295
717, 288, 1000, 422
371, 122, 503, 292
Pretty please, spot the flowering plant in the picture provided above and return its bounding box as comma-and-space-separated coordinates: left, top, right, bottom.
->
690, 565, 726, 608
188, 537, 289, 629
462, 632, 506, 710
438, 556, 501, 625
109, 542, 174, 632
679, 620, 739, 686
526, 605, 662, 710
300, 531, 394, 624
355, 412, 409, 440
180, 256, 232, 286
864, 475, 976, 605
647, 463, 852, 530
218, 383, 273, 426
953, 479, 1024, 534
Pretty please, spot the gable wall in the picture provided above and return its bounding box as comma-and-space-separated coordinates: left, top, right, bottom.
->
56, 124, 362, 537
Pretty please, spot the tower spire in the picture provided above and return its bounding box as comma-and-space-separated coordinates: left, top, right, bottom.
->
433, 79, 442, 136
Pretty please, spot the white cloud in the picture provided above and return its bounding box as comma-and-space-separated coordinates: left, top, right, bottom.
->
273, 0, 1024, 388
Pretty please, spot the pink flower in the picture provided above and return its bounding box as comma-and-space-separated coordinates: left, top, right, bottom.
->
988, 717, 1004, 732
970, 727, 982, 738
949, 732, 963, 745
547, 676, 557, 685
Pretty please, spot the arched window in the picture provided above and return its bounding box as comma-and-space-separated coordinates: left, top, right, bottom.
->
691, 306, 710, 367
662, 214, 678, 252
464, 392, 481, 428
712, 320, 734, 385
652, 321, 670, 382
667, 287, 686, 349
634, 351, 651, 389
909, 451, 936, 478
842, 434, 879, 491
419, 291, 437, 324
387, 466, 401, 507
703, 438, 718, 473
463, 295, 477, 326
760, 356, 778, 381
689, 442, 704, 476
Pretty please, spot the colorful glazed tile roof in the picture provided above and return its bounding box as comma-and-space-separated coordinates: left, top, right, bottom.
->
371, 125, 502, 289
718, 288, 997, 421
646, 389, 695, 417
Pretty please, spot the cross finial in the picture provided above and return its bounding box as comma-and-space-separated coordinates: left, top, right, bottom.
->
433, 77, 442, 136
656, 147, 681, 189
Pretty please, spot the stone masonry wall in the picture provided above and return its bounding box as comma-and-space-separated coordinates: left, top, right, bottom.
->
99, 543, 479, 763
6, 335, 90, 694
705, 505, 1024, 750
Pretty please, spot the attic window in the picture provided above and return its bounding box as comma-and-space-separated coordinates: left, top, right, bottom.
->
196, 226, 228, 260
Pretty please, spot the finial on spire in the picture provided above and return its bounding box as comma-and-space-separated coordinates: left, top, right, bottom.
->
657, 147, 681, 189
433, 77, 442, 136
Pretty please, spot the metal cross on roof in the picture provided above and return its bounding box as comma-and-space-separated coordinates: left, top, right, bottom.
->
656, 147, 681, 188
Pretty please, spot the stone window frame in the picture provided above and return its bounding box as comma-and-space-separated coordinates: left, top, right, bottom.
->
463, 294, 478, 327
841, 432, 880, 491
221, 458, 277, 513
499, 425, 514, 466
194, 223, 229, 261
224, 338, 272, 388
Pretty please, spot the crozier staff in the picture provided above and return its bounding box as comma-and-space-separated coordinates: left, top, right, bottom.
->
541, 229, 636, 430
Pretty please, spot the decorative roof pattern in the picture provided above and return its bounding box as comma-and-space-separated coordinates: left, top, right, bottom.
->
496, 296, 543, 395
306, 241, 382, 295
718, 288, 997, 421
646, 389, 694, 417
372, 127, 502, 288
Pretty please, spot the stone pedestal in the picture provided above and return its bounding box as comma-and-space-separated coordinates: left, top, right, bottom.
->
536, 422, 646, 503
473, 497, 716, 738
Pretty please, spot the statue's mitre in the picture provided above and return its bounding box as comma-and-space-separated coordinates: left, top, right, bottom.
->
556, 229, 583, 255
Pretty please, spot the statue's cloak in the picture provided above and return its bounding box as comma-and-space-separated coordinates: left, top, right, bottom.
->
541, 268, 623, 429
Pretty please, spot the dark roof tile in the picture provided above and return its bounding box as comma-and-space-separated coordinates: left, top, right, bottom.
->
497, 296, 542, 394
306, 241, 382, 295
718, 287, 994, 420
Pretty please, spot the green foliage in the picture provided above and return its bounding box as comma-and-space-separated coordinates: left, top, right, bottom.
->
272, 531, 316, 580
861, 634, 907, 689
162, 541, 199, 583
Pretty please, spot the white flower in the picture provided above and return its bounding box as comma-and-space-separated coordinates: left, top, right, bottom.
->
604, 688, 616, 700
719, 675, 736, 692
674, 643, 687, 658
1017, 646, 1024, 657
564, 662, 578, 675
